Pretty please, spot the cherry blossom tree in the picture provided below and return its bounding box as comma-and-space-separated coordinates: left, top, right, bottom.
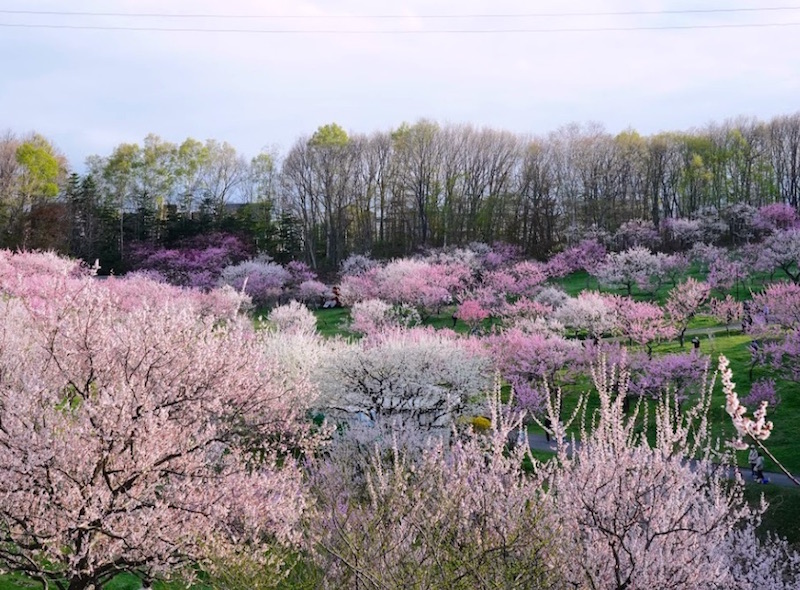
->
348, 298, 392, 335
754, 202, 800, 234
591, 246, 664, 295
613, 218, 660, 250
546, 238, 606, 278
267, 300, 318, 335
661, 217, 703, 251
665, 278, 711, 346
485, 329, 583, 414
555, 291, 618, 340
611, 296, 675, 356
750, 281, 800, 330
709, 295, 744, 332
295, 279, 331, 308
755, 228, 800, 283
707, 256, 748, 294
0, 260, 315, 590
314, 327, 490, 431
742, 378, 780, 409
659, 252, 691, 287
307, 385, 555, 589
628, 351, 709, 411
219, 257, 291, 307
336, 267, 381, 307
454, 299, 490, 331
343, 258, 472, 318
757, 329, 800, 382
542, 358, 798, 588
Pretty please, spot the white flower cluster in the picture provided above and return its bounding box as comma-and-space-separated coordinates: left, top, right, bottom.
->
720, 354, 773, 450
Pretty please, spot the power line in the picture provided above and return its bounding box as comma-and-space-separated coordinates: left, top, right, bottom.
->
0, 6, 799, 19
0, 21, 799, 34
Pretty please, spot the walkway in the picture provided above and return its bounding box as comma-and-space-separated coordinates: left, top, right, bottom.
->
522, 431, 796, 488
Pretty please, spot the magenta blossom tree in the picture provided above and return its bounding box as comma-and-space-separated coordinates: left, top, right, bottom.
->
485, 329, 583, 415
126, 232, 252, 289
546, 238, 606, 278
628, 351, 709, 411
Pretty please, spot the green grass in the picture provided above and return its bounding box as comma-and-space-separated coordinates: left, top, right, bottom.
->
744, 484, 800, 547
311, 307, 352, 338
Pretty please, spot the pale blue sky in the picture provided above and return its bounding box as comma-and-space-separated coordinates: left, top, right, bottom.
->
1, 0, 799, 168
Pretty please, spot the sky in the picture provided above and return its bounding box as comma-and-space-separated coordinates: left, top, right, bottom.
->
1, 0, 800, 168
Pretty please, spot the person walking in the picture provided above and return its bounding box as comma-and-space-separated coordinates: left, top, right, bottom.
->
748, 445, 759, 480
754, 453, 768, 484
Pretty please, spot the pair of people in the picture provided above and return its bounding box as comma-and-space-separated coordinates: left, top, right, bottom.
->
748, 445, 769, 484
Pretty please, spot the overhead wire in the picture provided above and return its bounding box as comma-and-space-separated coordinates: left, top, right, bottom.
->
0, 21, 799, 34
2, 5, 798, 35
0, 6, 799, 19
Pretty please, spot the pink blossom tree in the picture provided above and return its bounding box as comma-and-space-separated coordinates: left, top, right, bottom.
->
707, 256, 748, 295
485, 329, 583, 414
0, 261, 315, 590
541, 358, 798, 588
627, 351, 709, 411
755, 228, 800, 283
348, 298, 393, 335
611, 296, 675, 357
658, 252, 691, 287
754, 203, 800, 234
709, 295, 744, 332
665, 278, 711, 347
750, 281, 800, 330
660, 217, 703, 251
295, 279, 331, 308
546, 238, 606, 278
454, 299, 490, 331
336, 267, 381, 307
613, 218, 660, 250
757, 329, 800, 381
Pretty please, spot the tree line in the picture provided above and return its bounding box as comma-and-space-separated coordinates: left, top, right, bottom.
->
3, 111, 800, 271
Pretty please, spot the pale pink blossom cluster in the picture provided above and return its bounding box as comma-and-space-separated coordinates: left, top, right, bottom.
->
0, 252, 316, 589
591, 246, 664, 295
266, 300, 318, 335
720, 354, 774, 449
555, 291, 618, 340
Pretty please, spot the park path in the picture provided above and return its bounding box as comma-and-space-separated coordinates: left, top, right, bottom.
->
522, 431, 796, 488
